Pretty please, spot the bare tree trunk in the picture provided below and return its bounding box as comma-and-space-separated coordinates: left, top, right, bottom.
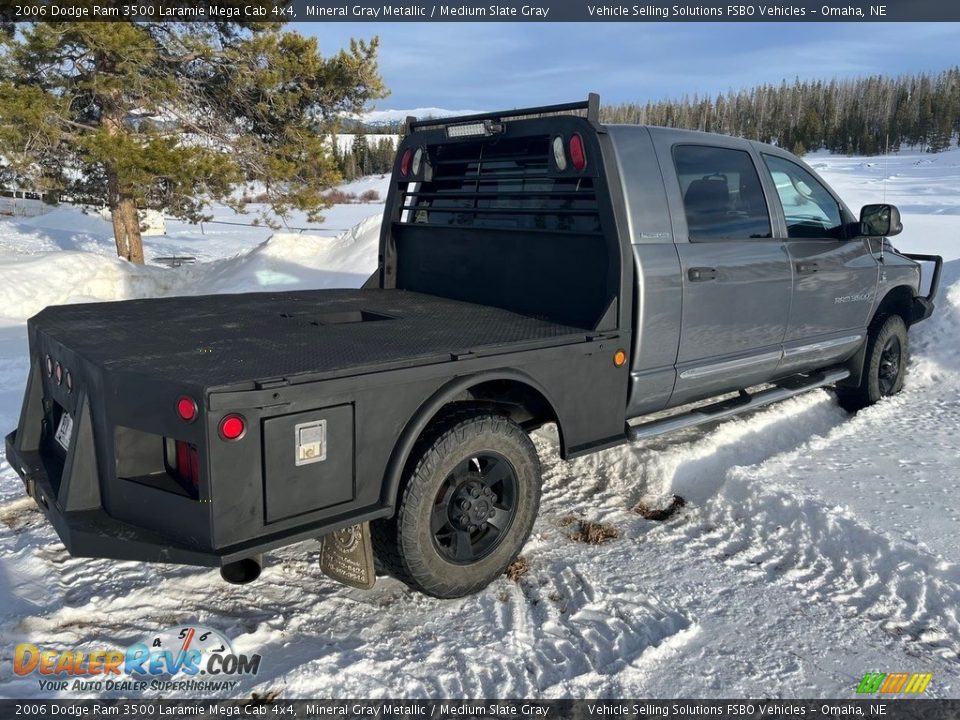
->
104, 110, 145, 265
107, 171, 143, 265
109, 194, 145, 265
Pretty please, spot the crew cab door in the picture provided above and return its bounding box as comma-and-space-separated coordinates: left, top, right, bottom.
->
656, 141, 793, 406
759, 153, 877, 373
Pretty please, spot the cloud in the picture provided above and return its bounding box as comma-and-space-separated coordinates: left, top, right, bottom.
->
300, 22, 958, 111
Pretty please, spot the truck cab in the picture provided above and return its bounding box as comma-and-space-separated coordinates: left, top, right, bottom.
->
614, 125, 915, 413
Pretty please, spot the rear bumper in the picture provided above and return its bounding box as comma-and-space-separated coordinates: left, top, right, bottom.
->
6, 426, 391, 569
6, 430, 223, 567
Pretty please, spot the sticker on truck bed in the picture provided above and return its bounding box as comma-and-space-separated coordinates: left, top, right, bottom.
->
54, 413, 73, 451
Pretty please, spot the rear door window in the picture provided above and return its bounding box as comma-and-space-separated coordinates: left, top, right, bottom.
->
673, 145, 772, 241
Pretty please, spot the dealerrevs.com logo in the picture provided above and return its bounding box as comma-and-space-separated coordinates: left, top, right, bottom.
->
14, 625, 262, 693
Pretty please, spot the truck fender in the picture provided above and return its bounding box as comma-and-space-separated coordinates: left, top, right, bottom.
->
380, 369, 564, 511
841, 284, 916, 387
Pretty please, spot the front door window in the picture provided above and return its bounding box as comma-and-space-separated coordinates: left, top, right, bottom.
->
763, 154, 845, 239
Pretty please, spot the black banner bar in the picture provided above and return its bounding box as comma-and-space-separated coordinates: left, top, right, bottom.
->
4, 0, 960, 22
3, 700, 960, 720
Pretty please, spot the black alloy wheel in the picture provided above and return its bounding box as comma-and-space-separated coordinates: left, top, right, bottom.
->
431, 453, 518, 564
878, 335, 902, 396
371, 408, 541, 599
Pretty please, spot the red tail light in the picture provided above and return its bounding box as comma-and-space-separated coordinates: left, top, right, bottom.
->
219, 414, 246, 441
400, 148, 413, 177
172, 440, 200, 492
176, 396, 198, 423
569, 134, 587, 172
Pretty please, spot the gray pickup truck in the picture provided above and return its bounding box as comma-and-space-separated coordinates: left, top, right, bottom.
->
5, 95, 942, 599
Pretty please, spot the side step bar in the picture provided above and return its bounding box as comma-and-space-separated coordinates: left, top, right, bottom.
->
626, 368, 850, 441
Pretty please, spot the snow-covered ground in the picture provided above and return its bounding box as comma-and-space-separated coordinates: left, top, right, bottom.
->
1, 151, 959, 699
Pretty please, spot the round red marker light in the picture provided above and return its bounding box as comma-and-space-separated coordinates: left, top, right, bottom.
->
569, 133, 587, 172
400, 148, 414, 177
219, 414, 246, 441
54, 362, 63, 385
177, 396, 198, 423
65, 371, 74, 394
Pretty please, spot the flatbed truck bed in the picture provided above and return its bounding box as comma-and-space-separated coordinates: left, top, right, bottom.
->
32, 289, 589, 389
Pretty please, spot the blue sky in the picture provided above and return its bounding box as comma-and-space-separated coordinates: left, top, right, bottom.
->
297, 22, 960, 111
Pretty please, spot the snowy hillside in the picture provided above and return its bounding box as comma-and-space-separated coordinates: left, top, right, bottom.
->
359, 107, 485, 125
1, 152, 959, 699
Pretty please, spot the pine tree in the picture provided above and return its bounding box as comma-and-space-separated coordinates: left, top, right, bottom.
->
597, 67, 960, 158
351, 133, 369, 176
0, 23, 385, 263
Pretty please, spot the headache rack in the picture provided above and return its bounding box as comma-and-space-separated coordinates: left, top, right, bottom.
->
404, 93, 601, 133
397, 94, 605, 236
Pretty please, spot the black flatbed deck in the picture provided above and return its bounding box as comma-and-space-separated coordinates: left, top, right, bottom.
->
32, 289, 588, 389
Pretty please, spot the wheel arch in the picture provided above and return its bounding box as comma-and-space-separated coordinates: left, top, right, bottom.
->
842, 284, 916, 387
380, 370, 563, 512
873, 284, 917, 327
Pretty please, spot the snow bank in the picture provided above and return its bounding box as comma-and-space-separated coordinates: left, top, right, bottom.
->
0, 252, 175, 320
360, 107, 485, 124
184, 214, 380, 295
0, 210, 383, 321
15, 207, 115, 237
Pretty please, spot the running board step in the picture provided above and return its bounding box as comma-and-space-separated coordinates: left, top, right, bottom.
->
626, 368, 850, 441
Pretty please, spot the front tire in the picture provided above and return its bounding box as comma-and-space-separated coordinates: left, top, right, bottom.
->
372, 408, 541, 599
837, 314, 908, 412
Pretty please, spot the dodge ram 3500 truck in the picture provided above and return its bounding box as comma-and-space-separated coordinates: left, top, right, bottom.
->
5, 95, 943, 599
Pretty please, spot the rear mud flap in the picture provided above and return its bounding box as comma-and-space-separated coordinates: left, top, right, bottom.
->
319, 522, 376, 589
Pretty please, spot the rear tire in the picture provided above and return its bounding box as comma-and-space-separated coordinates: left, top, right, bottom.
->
372, 408, 541, 599
836, 314, 908, 412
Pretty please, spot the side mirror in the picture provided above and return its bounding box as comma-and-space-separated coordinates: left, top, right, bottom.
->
860, 204, 902, 237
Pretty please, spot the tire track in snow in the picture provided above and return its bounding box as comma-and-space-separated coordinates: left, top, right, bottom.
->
0, 512, 694, 698
659, 465, 960, 663
650, 389, 960, 665
535, 389, 848, 513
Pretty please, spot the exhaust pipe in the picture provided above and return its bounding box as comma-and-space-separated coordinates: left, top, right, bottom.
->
220, 555, 262, 584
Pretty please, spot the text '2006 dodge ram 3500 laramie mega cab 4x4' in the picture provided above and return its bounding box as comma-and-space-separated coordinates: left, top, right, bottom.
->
5, 95, 943, 598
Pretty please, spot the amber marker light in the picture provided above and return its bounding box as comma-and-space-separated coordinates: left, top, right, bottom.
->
614, 349, 627, 367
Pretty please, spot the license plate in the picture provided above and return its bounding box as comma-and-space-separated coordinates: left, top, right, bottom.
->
54, 413, 73, 452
